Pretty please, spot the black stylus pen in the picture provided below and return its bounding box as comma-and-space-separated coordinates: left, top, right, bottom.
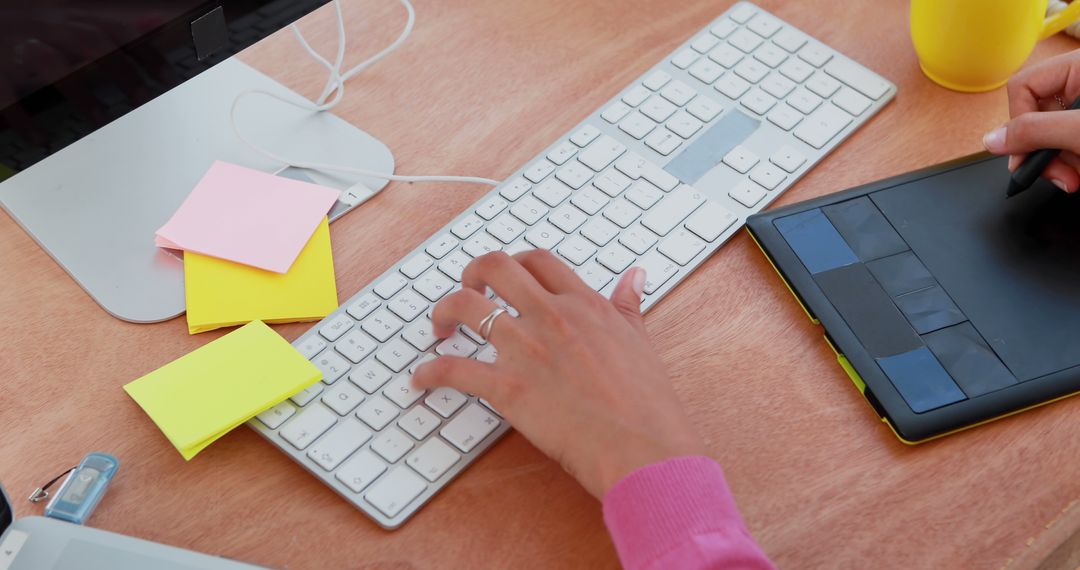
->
1007, 94, 1080, 197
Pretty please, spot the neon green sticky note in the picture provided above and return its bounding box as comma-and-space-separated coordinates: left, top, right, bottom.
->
123, 320, 321, 460
184, 217, 338, 334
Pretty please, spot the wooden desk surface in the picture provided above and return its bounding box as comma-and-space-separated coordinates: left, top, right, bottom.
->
3, 1, 1079, 568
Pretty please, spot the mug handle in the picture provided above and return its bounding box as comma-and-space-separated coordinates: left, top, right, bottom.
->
1040, 1, 1080, 40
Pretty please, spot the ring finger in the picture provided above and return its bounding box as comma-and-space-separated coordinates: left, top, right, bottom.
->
431, 288, 519, 344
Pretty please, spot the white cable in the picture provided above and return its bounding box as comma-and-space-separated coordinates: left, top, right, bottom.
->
231, 0, 500, 187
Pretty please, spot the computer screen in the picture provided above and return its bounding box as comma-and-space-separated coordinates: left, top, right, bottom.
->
0, 0, 330, 180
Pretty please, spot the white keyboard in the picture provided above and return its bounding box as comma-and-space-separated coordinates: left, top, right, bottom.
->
249, 1, 895, 529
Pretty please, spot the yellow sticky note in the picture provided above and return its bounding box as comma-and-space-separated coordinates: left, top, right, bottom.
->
123, 320, 321, 460
184, 217, 338, 334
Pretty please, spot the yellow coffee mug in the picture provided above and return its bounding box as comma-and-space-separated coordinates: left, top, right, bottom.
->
911, 0, 1080, 92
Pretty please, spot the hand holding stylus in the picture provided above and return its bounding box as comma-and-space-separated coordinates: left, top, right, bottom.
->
982, 49, 1080, 193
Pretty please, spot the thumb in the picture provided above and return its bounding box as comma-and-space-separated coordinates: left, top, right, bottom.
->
983, 110, 1080, 156
610, 267, 647, 332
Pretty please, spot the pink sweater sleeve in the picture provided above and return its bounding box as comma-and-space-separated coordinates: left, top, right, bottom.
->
602, 456, 775, 570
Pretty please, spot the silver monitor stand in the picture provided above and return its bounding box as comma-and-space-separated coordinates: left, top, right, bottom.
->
0, 58, 394, 323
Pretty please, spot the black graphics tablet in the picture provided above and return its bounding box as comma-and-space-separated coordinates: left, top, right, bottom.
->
746, 153, 1080, 443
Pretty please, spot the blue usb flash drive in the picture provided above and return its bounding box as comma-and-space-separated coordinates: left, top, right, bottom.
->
44, 452, 120, 524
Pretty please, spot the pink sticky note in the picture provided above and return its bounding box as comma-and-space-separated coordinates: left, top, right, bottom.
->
156, 161, 340, 273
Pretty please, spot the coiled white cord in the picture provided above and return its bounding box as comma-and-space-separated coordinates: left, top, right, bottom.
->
230, 0, 501, 188
1048, 0, 1080, 39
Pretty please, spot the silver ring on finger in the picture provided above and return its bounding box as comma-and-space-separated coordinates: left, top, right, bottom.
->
478, 307, 508, 342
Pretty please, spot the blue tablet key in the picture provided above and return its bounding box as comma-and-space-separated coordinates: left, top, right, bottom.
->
774, 208, 859, 274
876, 347, 966, 413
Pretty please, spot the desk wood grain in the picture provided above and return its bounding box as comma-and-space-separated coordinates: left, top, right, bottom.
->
2, 1, 1079, 568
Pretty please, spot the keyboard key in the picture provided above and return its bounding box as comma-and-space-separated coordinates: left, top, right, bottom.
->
760, 73, 795, 98
644, 128, 682, 156
290, 382, 325, 406
603, 199, 643, 228
671, 48, 699, 69
307, 418, 372, 471
618, 225, 659, 255
389, 289, 428, 322
740, 88, 776, 115
710, 19, 738, 39
407, 438, 461, 482
685, 95, 723, 122
314, 351, 350, 384
641, 184, 705, 236
806, 72, 841, 98
425, 387, 468, 418
320, 313, 354, 342
510, 195, 549, 225
409, 353, 438, 375
708, 43, 744, 69
399, 406, 440, 440
578, 135, 627, 171
335, 329, 378, 363
346, 293, 381, 321
685, 202, 738, 241
636, 250, 680, 294
279, 403, 337, 450
625, 181, 664, 210
571, 186, 611, 215
370, 427, 415, 463
688, 58, 724, 84
356, 394, 399, 429
722, 145, 759, 173
437, 252, 474, 282
546, 141, 578, 165
569, 124, 601, 147
614, 151, 649, 179
642, 70, 671, 90
384, 375, 426, 409
640, 96, 678, 123
525, 221, 565, 249
436, 331, 478, 358
767, 104, 802, 130
425, 233, 459, 259
729, 178, 767, 208
296, 335, 327, 359
581, 217, 620, 246
350, 360, 393, 394
715, 73, 751, 99
523, 159, 556, 183
256, 401, 296, 429
833, 87, 872, 116
798, 42, 833, 67
557, 235, 598, 265
533, 179, 573, 207
441, 404, 501, 453
362, 309, 403, 342
660, 80, 697, 106
690, 34, 719, 54
475, 344, 498, 363
770, 145, 807, 172
728, 29, 763, 53
323, 381, 365, 415
794, 104, 853, 149
593, 169, 632, 197
336, 449, 386, 493
747, 14, 782, 38
498, 178, 530, 202
787, 87, 822, 114
414, 270, 454, 302
402, 318, 437, 351
729, 3, 756, 23
376, 338, 419, 373
597, 243, 637, 273
549, 204, 588, 233
779, 58, 814, 82
373, 273, 408, 300
400, 253, 434, 279
486, 216, 526, 245
734, 59, 769, 83
463, 232, 503, 258
618, 111, 656, 140
755, 44, 789, 70
365, 467, 426, 518
576, 261, 614, 291
601, 101, 632, 124
622, 85, 652, 107
749, 163, 788, 190
556, 160, 595, 189
772, 28, 806, 53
